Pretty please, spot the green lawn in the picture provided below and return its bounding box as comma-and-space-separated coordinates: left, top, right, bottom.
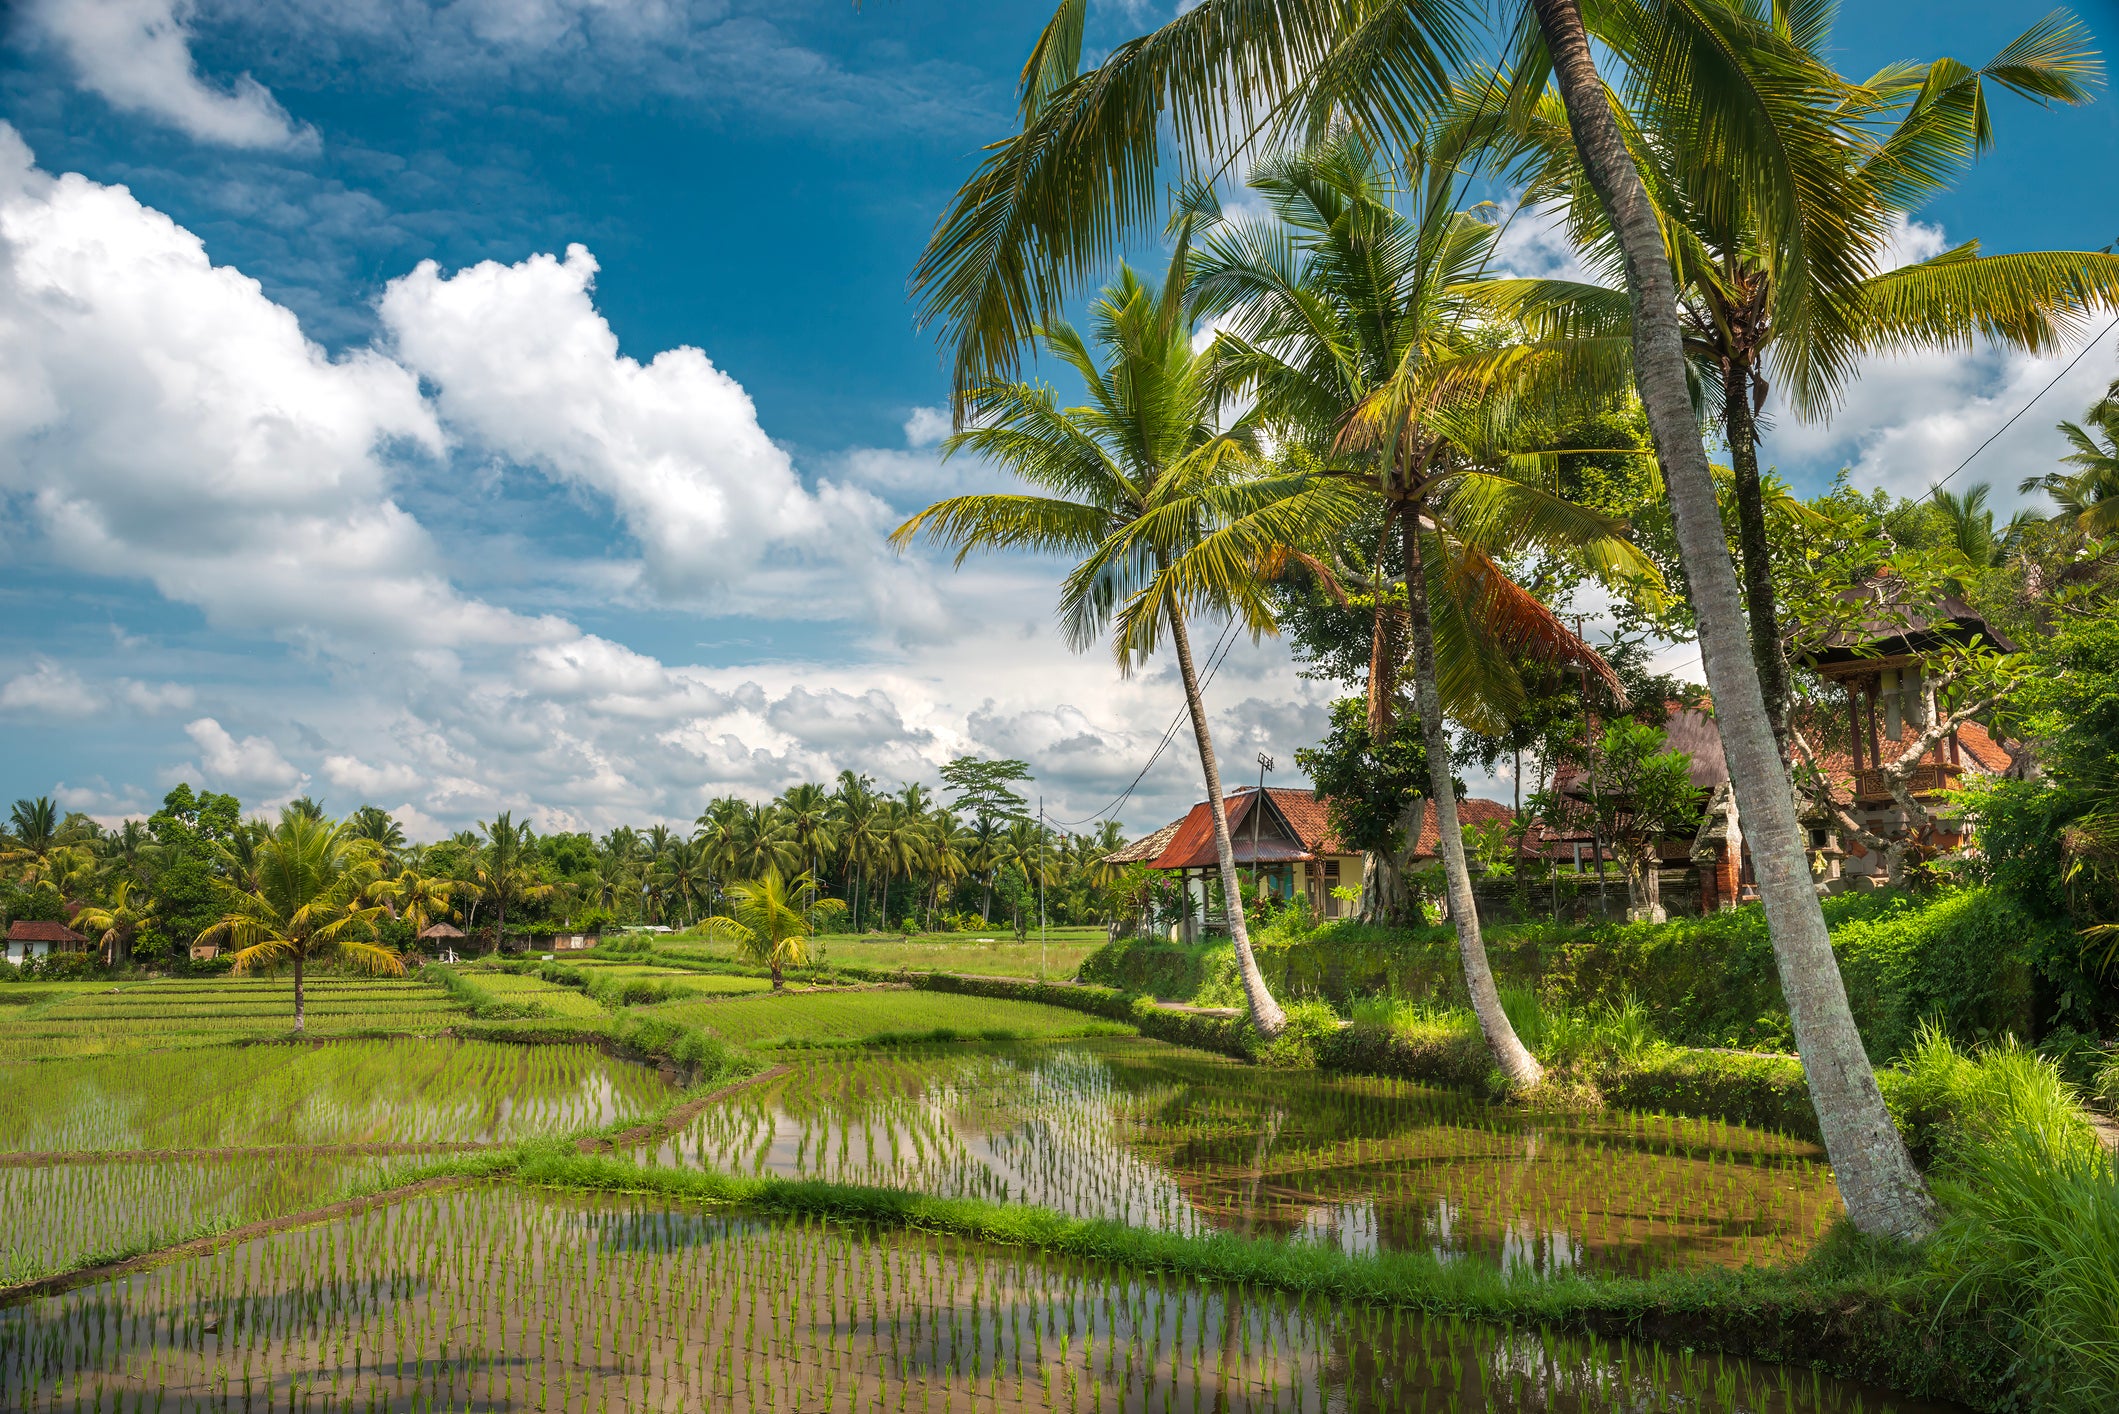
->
636, 988, 1133, 1049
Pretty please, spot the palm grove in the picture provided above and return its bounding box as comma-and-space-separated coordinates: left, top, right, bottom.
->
894, 0, 2119, 1243
1, 763, 1134, 971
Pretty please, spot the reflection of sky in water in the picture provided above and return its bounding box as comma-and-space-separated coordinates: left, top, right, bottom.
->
646, 1038, 1843, 1277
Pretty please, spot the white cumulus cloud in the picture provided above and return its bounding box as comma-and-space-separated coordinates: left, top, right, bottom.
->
183, 717, 304, 790
27, 0, 316, 151
379, 244, 858, 600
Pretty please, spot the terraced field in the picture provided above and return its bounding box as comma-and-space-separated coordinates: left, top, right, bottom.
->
638, 987, 1137, 1048
0, 977, 460, 1058
0, 1037, 674, 1152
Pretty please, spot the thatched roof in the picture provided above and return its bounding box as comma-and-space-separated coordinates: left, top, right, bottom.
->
417, 923, 466, 940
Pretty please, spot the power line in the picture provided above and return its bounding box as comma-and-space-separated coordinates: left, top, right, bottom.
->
1048, 617, 1243, 830
1920, 312, 2119, 504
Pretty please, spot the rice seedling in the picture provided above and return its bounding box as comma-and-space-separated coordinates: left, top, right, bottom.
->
642, 989, 1138, 1049
0, 1185, 1935, 1413
648, 1038, 1842, 1277
0, 1153, 408, 1284
0, 1038, 677, 1153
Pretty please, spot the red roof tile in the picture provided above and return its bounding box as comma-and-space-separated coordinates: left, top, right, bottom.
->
1105, 789, 1513, 869
7, 920, 86, 944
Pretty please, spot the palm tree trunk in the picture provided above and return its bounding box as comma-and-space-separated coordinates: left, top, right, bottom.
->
1401, 517, 1542, 1088
1164, 602, 1286, 1037
1531, 0, 1931, 1237
292, 951, 305, 1034
1724, 362, 1790, 747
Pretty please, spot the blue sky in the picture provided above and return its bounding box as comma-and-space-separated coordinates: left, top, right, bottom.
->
1, 0, 2115, 839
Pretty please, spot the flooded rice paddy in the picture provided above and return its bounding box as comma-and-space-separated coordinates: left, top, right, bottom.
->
648, 1040, 1841, 1276
0, 1037, 677, 1153
0, 1185, 1948, 1414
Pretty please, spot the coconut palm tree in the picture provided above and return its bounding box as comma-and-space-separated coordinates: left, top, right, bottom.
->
1483, 9, 2116, 742
2, 797, 86, 884
370, 861, 459, 936
652, 838, 713, 927
347, 806, 407, 862
469, 812, 553, 954
701, 869, 847, 990
907, 0, 1935, 1235
1520, 0, 1935, 1235
1166, 131, 1654, 1083
2026, 390, 2119, 539
195, 813, 401, 1031
774, 783, 840, 906
867, 801, 930, 932
829, 774, 882, 930
894, 255, 1289, 1035
75, 879, 157, 967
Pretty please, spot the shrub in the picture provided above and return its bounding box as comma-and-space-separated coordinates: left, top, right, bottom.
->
1248, 1001, 1341, 1069
1915, 1032, 2118, 1411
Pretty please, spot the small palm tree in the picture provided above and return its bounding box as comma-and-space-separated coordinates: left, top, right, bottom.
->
701, 869, 847, 990
370, 862, 458, 935
894, 254, 1291, 1036
195, 814, 402, 1031
75, 879, 158, 967
2025, 391, 2119, 540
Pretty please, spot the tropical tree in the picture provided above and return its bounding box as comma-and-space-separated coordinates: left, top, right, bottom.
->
347, 806, 407, 861
1170, 131, 1655, 1082
2025, 386, 2119, 539
700, 869, 847, 989
651, 838, 713, 926
371, 861, 459, 936
894, 256, 1289, 1035
906, 0, 1935, 1236
1521, 0, 1934, 1235
775, 783, 840, 902
1486, 8, 2117, 745
468, 812, 553, 952
2, 797, 83, 883
194, 813, 401, 1030
75, 879, 158, 967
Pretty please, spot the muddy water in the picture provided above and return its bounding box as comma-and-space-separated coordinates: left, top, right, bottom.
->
0, 1186, 1956, 1414
649, 1039, 1841, 1276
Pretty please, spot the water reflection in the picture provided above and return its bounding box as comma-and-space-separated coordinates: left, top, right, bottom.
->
648, 1038, 1841, 1276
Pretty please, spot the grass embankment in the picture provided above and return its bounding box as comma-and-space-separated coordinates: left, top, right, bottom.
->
663, 926, 1108, 980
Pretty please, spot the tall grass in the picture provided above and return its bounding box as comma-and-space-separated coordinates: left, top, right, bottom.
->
1906, 1026, 2119, 1411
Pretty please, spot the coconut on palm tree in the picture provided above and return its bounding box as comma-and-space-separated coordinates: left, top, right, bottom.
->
195, 813, 402, 1031
701, 868, 847, 989
894, 253, 1290, 1036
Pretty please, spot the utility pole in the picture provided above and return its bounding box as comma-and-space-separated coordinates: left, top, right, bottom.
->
1037, 797, 1048, 979
1573, 616, 1611, 920
1251, 753, 1275, 904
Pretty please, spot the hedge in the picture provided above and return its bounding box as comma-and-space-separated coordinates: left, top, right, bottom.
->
1081, 887, 2048, 1061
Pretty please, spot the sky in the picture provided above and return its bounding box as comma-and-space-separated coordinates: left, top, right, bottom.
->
1, 0, 2116, 842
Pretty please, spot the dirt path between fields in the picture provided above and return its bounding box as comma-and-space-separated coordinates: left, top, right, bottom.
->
576, 1064, 788, 1153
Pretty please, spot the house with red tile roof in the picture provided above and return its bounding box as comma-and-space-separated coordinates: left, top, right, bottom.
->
6, 919, 88, 967
1104, 787, 1516, 937
1550, 594, 2025, 911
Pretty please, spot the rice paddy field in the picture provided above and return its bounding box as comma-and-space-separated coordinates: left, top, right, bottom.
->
0, 1186, 1951, 1414
0, 1038, 675, 1153
637, 988, 1137, 1048
0, 970, 1932, 1412
0, 978, 460, 1059
663, 928, 1109, 980
644, 1041, 1839, 1276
